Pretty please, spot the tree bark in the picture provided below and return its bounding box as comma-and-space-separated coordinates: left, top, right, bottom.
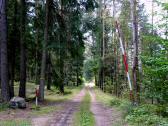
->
102, 0, 105, 92
35, 0, 40, 85
39, 0, 49, 101
19, 0, 27, 98
151, 0, 154, 104
59, 33, 65, 93
130, 0, 140, 103
97, 0, 102, 90
47, 53, 51, 90
0, 44, 1, 89
0, 0, 10, 102
47, 65, 51, 90
59, 58, 64, 94
76, 69, 79, 87
9, 0, 18, 98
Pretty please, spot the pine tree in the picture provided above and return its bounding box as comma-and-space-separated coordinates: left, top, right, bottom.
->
19, 0, 27, 98
0, 0, 10, 101
39, 0, 49, 101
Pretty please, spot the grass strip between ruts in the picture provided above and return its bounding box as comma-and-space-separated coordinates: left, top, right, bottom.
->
73, 91, 95, 126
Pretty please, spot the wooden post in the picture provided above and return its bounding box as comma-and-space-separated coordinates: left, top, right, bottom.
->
35, 85, 39, 107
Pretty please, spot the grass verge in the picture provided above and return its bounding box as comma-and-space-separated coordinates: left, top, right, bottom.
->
30, 105, 62, 116
30, 86, 82, 116
0, 119, 31, 126
45, 86, 83, 103
73, 92, 95, 126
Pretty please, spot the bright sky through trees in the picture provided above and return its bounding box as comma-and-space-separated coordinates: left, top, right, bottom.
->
141, 0, 168, 37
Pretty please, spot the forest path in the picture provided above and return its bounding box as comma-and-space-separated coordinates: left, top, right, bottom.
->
33, 86, 127, 126
32, 88, 86, 126
89, 87, 127, 126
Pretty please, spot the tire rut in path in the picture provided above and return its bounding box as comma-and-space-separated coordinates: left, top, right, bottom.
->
89, 88, 126, 126
47, 88, 86, 126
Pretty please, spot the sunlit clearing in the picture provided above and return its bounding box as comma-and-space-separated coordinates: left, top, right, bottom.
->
85, 81, 95, 88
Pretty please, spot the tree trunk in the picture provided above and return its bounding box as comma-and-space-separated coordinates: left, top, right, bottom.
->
19, 0, 27, 98
59, 58, 64, 94
151, 0, 154, 104
57, 0, 65, 94
47, 65, 51, 90
9, 0, 18, 98
47, 53, 51, 90
94, 72, 97, 86
0, 45, 1, 89
130, 0, 140, 104
59, 53, 64, 93
35, 0, 40, 85
0, 0, 10, 102
59, 32, 65, 93
97, 0, 102, 90
9, 43, 15, 98
111, 0, 116, 94
102, 0, 105, 92
39, 0, 49, 101
76, 63, 79, 87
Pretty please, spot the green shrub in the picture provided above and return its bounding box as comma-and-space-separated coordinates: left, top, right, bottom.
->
156, 105, 168, 117
0, 103, 9, 112
159, 120, 168, 126
125, 104, 168, 126
110, 97, 121, 106
119, 100, 132, 117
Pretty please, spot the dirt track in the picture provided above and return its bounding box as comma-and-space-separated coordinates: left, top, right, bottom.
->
89, 88, 127, 126
47, 89, 85, 126
32, 88, 86, 126
33, 87, 127, 126
89, 89, 113, 126
0, 87, 126, 126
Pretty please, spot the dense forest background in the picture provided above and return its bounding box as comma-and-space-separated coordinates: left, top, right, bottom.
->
0, 0, 98, 101
84, 0, 168, 105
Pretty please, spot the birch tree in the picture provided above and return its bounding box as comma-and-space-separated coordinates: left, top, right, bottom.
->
130, 0, 140, 103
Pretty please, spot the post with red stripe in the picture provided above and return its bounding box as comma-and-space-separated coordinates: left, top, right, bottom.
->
35, 86, 39, 107
115, 20, 133, 101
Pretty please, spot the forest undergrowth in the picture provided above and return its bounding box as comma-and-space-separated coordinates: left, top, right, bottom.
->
95, 88, 168, 126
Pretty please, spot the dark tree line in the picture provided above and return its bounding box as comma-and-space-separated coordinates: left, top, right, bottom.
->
0, 0, 97, 102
